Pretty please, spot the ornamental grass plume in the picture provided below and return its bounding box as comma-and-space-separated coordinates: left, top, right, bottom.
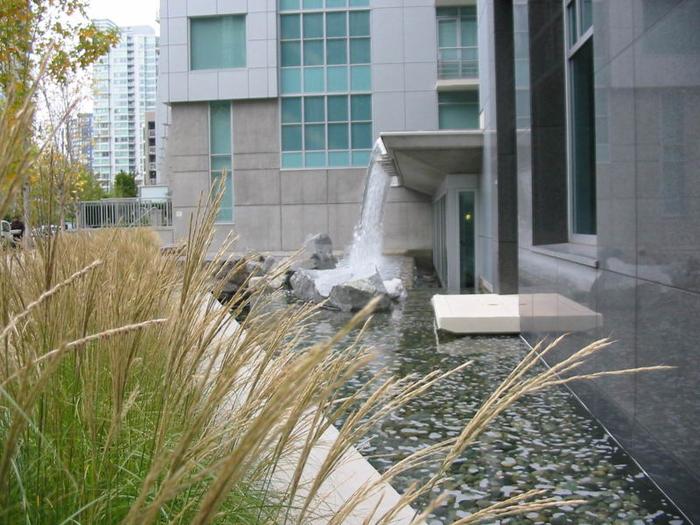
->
0, 194, 671, 524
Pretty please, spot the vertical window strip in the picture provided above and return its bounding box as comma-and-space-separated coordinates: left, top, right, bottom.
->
209, 102, 234, 223
565, 0, 596, 236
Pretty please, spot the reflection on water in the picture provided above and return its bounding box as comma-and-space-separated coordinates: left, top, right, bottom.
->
297, 289, 686, 524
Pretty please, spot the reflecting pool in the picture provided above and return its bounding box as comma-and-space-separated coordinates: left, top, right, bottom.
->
298, 289, 687, 524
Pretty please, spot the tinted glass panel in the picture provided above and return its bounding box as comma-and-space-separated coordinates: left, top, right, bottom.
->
571, 39, 596, 234
280, 14, 300, 39
191, 16, 246, 70
210, 102, 231, 155
326, 12, 347, 37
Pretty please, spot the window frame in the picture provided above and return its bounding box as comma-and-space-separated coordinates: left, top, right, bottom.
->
563, 0, 596, 245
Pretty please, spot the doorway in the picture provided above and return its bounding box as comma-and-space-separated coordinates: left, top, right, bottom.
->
459, 191, 476, 291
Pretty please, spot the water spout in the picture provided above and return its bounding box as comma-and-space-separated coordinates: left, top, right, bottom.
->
344, 139, 393, 273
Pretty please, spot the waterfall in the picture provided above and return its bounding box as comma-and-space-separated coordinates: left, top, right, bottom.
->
344, 139, 392, 273
310, 139, 393, 296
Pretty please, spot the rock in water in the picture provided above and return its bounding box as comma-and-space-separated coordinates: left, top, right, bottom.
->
383, 278, 407, 301
327, 272, 391, 312
296, 233, 338, 270
290, 270, 324, 302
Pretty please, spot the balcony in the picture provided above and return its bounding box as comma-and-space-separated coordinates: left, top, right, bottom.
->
437, 46, 479, 80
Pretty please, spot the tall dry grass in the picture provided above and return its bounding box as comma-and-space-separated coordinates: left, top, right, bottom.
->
0, 199, 671, 523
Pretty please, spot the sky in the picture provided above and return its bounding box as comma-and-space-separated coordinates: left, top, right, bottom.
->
87, 0, 160, 33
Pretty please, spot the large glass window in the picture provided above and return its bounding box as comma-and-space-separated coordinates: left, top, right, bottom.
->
279, 2, 372, 169
436, 7, 478, 79
209, 102, 234, 223
191, 16, 246, 70
438, 91, 479, 129
565, 0, 596, 236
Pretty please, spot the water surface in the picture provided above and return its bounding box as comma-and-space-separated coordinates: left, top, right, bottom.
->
298, 289, 686, 524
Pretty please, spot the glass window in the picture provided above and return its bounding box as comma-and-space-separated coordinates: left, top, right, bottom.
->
280, 14, 300, 39
581, 0, 593, 32
349, 11, 370, 36
328, 95, 348, 121
303, 13, 324, 38
280, 9, 371, 169
303, 40, 324, 65
570, 39, 596, 234
436, 7, 477, 79
303, 0, 323, 8
191, 16, 246, 70
282, 125, 303, 151
303, 67, 325, 92
304, 96, 325, 122
327, 66, 349, 92
566, 0, 596, 236
438, 91, 479, 129
327, 39, 348, 65
351, 94, 371, 121
351, 122, 372, 149
281, 41, 301, 67
281, 68, 302, 93
326, 12, 347, 37
210, 102, 231, 155
350, 65, 371, 90
209, 102, 234, 223
282, 97, 302, 123
350, 38, 370, 64
305, 124, 326, 150
280, 0, 299, 11
328, 123, 349, 149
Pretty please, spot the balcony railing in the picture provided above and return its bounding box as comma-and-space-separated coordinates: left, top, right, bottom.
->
437, 46, 479, 80
77, 198, 172, 229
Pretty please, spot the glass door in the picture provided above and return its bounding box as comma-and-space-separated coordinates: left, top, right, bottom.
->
459, 191, 476, 291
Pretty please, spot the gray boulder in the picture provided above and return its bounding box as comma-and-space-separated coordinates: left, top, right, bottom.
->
290, 270, 324, 303
327, 272, 391, 312
292, 233, 338, 271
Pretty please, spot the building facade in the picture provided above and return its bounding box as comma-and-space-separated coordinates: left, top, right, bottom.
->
143, 111, 158, 185
68, 112, 94, 170
92, 20, 159, 188
485, 0, 700, 521
159, 0, 481, 258
158, 0, 700, 520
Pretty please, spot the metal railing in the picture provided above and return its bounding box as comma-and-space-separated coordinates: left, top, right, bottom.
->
77, 198, 172, 229
437, 46, 479, 80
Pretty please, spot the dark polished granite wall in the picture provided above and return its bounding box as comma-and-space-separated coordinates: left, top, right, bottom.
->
511, 0, 700, 520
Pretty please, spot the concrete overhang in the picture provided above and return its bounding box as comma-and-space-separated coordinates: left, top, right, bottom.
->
380, 130, 484, 196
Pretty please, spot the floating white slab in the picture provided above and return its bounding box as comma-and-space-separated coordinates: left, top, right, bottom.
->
432, 294, 521, 334
432, 293, 604, 335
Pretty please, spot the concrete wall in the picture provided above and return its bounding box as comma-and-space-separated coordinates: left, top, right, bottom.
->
370, 0, 439, 137
158, 0, 278, 104
512, 0, 700, 519
166, 99, 431, 254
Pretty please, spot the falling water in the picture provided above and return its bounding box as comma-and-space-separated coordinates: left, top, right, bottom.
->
344, 139, 393, 273
310, 139, 393, 296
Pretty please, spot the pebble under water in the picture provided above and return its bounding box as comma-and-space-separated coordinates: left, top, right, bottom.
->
295, 288, 687, 525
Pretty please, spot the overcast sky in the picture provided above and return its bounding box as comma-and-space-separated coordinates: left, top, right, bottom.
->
87, 0, 160, 32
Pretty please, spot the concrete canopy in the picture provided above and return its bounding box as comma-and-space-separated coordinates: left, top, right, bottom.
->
380, 131, 483, 196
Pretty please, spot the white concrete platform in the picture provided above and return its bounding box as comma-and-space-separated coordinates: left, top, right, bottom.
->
432, 293, 604, 334
432, 294, 521, 334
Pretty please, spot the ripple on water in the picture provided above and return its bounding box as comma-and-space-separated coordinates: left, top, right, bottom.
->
293, 289, 687, 525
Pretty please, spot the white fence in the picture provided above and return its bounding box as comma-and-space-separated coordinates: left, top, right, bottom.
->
77, 198, 173, 229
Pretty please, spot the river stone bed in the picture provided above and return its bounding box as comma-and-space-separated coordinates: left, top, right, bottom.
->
294, 288, 687, 524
